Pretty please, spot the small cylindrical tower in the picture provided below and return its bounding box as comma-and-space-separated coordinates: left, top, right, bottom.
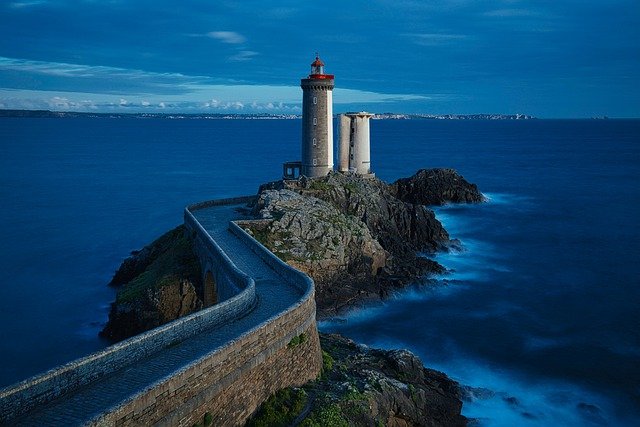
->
301, 55, 334, 178
338, 114, 351, 172
338, 112, 374, 175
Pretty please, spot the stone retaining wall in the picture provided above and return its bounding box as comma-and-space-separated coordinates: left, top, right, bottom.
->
184, 198, 257, 302
89, 200, 322, 426
0, 199, 257, 422
0, 195, 321, 426
91, 290, 320, 426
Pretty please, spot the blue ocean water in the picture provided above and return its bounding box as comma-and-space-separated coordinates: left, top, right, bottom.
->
0, 117, 638, 425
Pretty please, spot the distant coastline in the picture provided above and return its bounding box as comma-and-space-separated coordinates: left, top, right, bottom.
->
0, 108, 534, 120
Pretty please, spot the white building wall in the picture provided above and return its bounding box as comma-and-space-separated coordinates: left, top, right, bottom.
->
338, 114, 351, 172
351, 115, 371, 174
326, 90, 333, 170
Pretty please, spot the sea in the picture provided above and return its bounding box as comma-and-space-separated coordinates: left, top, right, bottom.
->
0, 117, 638, 425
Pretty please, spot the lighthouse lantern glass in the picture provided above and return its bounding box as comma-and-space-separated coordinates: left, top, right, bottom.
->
311, 64, 324, 75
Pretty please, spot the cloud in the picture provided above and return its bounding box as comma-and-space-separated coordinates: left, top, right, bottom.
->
334, 88, 429, 103
405, 33, 467, 46
9, 1, 47, 8
0, 56, 194, 82
0, 56, 245, 95
206, 31, 246, 44
0, 56, 433, 113
228, 50, 258, 62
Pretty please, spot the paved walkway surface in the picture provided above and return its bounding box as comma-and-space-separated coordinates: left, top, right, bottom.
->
12, 204, 303, 426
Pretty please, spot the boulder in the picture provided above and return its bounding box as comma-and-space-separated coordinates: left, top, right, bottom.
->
391, 168, 485, 206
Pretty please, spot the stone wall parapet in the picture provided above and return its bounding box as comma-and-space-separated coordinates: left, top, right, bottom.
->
0, 194, 321, 426
0, 199, 258, 422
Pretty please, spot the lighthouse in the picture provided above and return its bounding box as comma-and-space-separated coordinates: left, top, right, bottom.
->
300, 55, 334, 178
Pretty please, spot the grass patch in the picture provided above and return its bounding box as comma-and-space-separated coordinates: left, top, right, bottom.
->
343, 183, 358, 193
300, 403, 349, 427
247, 388, 308, 427
309, 180, 332, 192
322, 350, 334, 373
116, 226, 201, 303
288, 333, 307, 348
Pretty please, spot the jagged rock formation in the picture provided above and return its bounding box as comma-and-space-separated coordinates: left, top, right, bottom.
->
244, 188, 388, 315
245, 169, 483, 317
100, 226, 203, 342
247, 333, 467, 426
99, 168, 481, 425
391, 168, 486, 206
101, 168, 483, 333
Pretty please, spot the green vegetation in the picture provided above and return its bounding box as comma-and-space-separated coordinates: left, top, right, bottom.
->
246, 224, 304, 263
340, 387, 369, 418
288, 333, 307, 348
343, 183, 358, 193
116, 226, 201, 303
191, 411, 213, 427
300, 403, 349, 427
246, 388, 308, 427
204, 412, 213, 426
309, 180, 332, 192
321, 350, 334, 373
408, 383, 418, 403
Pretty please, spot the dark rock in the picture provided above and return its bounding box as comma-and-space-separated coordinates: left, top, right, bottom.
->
391, 168, 485, 206
248, 333, 467, 426
241, 189, 388, 318
108, 226, 187, 286
100, 226, 203, 342
243, 171, 482, 318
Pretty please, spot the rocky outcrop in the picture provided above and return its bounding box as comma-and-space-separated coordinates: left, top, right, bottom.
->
100, 225, 203, 342
391, 168, 485, 206
101, 169, 483, 331
282, 172, 451, 255
248, 333, 467, 426
245, 169, 482, 317
99, 168, 481, 425
244, 189, 388, 316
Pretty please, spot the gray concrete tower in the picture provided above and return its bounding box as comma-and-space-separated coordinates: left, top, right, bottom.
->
338, 112, 374, 176
300, 55, 334, 178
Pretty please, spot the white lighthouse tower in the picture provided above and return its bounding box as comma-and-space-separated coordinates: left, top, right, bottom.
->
300, 55, 334, 178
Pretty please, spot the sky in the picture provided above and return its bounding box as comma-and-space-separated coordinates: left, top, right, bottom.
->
0, 0, 638, 118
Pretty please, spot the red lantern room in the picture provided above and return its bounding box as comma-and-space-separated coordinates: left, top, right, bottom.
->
309, 55, 334, 80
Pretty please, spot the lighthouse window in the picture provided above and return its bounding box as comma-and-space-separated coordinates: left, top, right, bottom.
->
313, 117, 317, 126
313, 158, 317, 166
313, 96, 317, 105
313, 138, 317, 146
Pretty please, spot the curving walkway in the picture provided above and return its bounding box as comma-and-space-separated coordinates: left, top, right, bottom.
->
9, 203, 304, 426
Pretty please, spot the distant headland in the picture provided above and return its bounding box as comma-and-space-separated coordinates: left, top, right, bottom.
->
0, 108, 534, 120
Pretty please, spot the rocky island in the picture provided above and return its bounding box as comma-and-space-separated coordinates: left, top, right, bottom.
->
100, 168, 483, 426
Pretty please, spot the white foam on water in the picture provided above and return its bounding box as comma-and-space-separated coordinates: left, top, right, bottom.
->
363, 336, 631, 426
324, 190, 638, 425
482, 192, 534, 206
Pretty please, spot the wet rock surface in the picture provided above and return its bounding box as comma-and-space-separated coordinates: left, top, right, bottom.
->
244, 169, 483, 317
100, 225, 203, 342
101, 168, 482, 423
391, 168, 486, 206
247, 333, 467, 426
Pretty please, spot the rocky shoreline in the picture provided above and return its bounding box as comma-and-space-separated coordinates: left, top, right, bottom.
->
100, 168, 484, 425
244, 168, 483, 317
